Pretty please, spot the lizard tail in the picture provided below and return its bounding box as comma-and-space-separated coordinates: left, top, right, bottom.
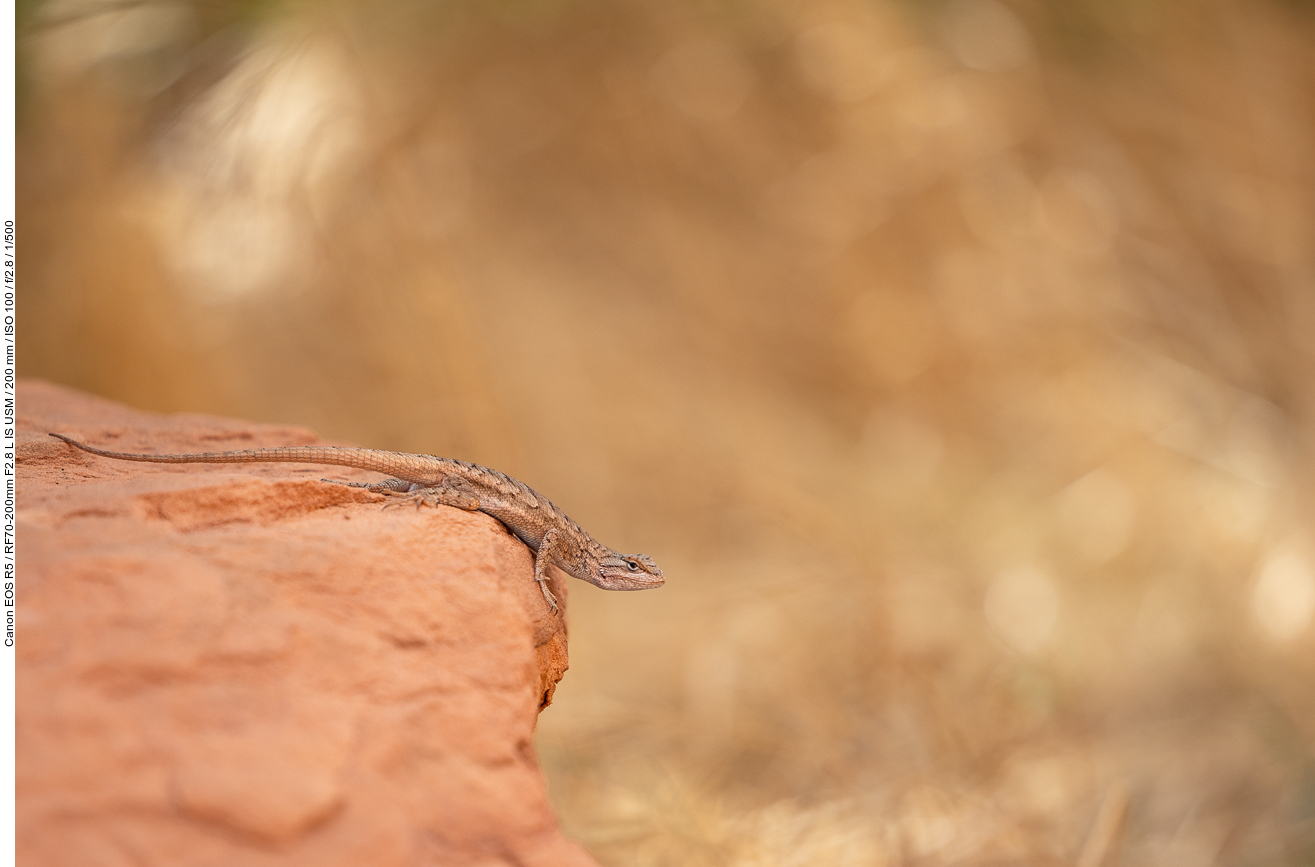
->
48, 433, 445, 482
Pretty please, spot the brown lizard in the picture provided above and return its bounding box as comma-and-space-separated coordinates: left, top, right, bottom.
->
49, 433, 664, 613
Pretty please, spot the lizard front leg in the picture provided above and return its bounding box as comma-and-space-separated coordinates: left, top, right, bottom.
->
533, 529, 567, 615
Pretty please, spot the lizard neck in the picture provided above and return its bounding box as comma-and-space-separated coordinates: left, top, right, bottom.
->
573, 541, 610, 587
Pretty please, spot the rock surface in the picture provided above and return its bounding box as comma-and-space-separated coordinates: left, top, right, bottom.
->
16, 380, 595, 867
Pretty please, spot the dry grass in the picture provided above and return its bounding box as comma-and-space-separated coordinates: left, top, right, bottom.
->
18, 0, 1315, 862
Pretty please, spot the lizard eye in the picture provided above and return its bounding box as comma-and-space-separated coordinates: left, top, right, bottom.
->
627, 561, 639, 571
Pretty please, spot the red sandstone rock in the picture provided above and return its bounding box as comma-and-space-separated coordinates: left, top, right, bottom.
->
16, 380, 596, 867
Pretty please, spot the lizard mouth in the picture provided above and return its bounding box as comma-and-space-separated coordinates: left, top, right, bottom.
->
611, 574, 665, 590
600, 560, 665, 590
627, 570, 665, 589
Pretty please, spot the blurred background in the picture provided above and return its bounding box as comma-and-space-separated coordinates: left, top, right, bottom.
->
15, 0, 1315, 862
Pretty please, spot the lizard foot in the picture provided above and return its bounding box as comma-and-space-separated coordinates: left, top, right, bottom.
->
535, 575, 559, 615
380, 489, 440, 510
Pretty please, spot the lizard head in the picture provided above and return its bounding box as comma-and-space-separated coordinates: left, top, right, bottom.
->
593, 550, 665, 591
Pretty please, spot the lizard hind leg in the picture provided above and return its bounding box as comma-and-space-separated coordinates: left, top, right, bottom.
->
380, 477, 482, 512
321, 477, 414, 494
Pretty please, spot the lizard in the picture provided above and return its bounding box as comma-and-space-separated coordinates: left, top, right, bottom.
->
48, 433, 664, 613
